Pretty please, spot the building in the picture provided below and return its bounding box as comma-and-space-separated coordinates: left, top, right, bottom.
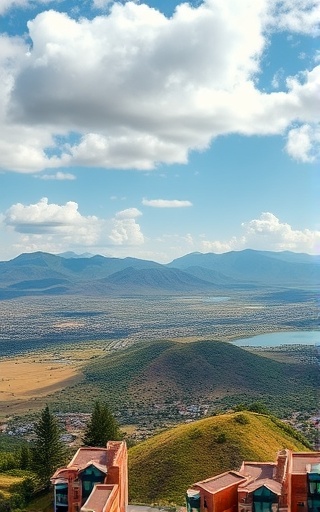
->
186, 450, 320, 512
51, 441, 128, 512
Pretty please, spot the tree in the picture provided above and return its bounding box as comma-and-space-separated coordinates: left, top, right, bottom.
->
82, 401, 122, 447
19, 443, 31, 470
248, 401, 270, 415
31, 405, 66, 489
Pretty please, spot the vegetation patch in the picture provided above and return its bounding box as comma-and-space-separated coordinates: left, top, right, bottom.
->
128, 411, 311, 505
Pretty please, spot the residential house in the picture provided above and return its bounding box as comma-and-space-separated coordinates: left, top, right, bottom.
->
186, 450, 320, 512
51, 441, 127, 512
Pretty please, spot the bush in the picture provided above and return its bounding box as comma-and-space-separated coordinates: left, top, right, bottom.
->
234, 414, 249, 425
216, 433, 227, 444
9, 477, 36, 502
0, 493, 10, 512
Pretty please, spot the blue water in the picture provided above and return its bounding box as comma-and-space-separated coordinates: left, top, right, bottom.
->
232, 330, 320, 347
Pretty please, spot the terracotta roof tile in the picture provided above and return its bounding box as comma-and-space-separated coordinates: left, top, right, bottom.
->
240, 478, 282, 495
81, 484, 114, 512
240, 463, 275, 481
193, 472, 247, 493
68, 448, 108, 470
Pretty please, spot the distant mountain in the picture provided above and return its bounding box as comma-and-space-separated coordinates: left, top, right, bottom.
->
258, 250, 320, 265
102, 266, 218, 293
168, 249, 320, 286
0, 249, 319, 299
128, 411, 310, 504
57, 251, 97, 259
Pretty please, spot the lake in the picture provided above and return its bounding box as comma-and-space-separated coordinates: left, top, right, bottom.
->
232, 330, 320, 347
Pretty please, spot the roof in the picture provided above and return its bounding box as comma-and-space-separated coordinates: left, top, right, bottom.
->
68, 448, 108, 470
193, 471, 247, 493
239, 478, 282, 495
81, 484, 114, 512
239, 462, 276, 481
51, 468, 72, 481
291, 453, 320, 474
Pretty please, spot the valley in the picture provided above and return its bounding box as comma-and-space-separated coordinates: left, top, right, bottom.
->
0, 293, 319, 446
0, 249, 319, 449
0, 290, 318, 355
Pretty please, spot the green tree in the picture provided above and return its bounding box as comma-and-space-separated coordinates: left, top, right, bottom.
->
82, 401, 122, 447
19, 443, 31, 470
31, 405, 66, 489
248, 401, 270, 415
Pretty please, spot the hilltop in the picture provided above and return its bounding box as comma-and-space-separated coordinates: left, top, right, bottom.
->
128, 411, 311, 505
51, 339, 320, 420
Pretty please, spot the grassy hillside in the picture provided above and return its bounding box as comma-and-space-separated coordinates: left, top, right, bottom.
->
75, 339, 319, 417
128, 412, 311, 505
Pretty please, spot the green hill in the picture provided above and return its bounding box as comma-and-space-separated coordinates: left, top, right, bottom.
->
79, 340, 319, 417
128, 412, 311, 505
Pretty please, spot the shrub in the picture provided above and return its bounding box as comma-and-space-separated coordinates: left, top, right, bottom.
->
234, 414, 249, 425
216, 433, 227, 444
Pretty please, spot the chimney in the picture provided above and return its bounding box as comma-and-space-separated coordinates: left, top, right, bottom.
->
274, 449, 289, 483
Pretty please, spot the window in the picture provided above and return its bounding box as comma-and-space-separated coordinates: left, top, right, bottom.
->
81, 465, 105, 501
252, 486, 278, 512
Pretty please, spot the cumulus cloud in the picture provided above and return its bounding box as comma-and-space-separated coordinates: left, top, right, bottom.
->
285, 123, 320, 162
2, 198, 145, 251
202, 212, 320, 254
109, 208, 144, 245
269, 0, 320, 36
0, 1, 319, 172
4, 197, 99, 238
142, 198, 192, 208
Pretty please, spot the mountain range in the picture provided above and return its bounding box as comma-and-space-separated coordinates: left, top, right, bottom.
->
0, 249, 319, 299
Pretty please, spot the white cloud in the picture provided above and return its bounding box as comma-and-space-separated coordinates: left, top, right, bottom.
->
65, 133, 187, 170
4, 197, 99, 237
1, 204, 319, 261
2, 198, 145, 252
271, 68, 285, 89
285, 123, 320, 162
115, 208, 142, 219
37, 171, 76, 180
202, 212, 320, 254
269, 0, 320, 36
0, 0, 28, 15
109, 208, 144, 245
0, 1, 319, 172
0, 0, 55, 16
202, 237, 242, 254
142, 198, 192, 208
92, 0, 114, 10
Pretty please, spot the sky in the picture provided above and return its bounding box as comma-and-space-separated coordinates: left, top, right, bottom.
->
0, 0, 319, 263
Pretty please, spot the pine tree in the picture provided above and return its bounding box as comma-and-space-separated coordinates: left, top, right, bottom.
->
82, 401, 122, 447
19, 443, 31, 470
31, 405, 66, 489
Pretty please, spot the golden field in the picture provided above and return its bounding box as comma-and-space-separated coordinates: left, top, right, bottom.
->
0, 345, 106, 419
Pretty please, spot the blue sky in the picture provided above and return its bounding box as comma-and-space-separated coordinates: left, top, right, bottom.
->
0, 0, 319, 262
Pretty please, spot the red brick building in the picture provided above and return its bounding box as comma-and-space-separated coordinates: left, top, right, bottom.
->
186, 450, 320, 512
51, 441, 128, 512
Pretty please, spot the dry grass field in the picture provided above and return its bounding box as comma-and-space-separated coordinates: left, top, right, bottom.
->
0, 474, 25, 498
0, 345, 106, 419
